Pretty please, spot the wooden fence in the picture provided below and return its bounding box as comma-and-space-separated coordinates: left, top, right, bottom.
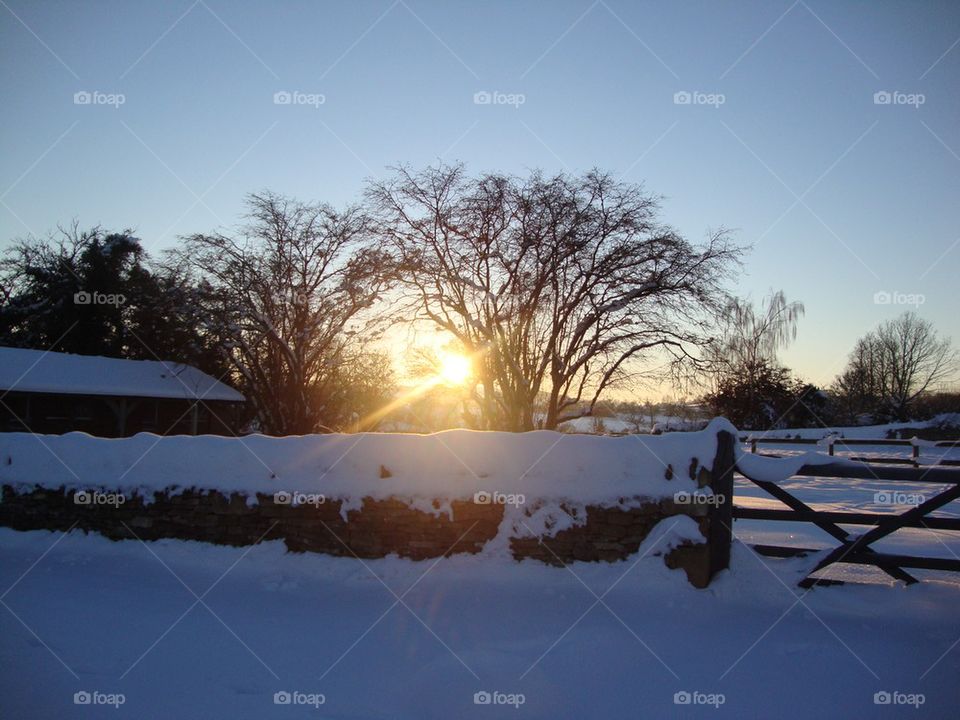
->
741, 436, 960, 467
733, 456, 960, 588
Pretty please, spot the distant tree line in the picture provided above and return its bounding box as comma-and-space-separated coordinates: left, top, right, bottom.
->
701, 291, 957, 429
1, 165, 956, 434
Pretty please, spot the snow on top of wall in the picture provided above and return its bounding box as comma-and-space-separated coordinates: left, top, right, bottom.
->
0, 418, 738, 505
0, 346, 244, 402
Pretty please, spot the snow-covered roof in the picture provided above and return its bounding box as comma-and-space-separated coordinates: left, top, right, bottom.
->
0, 346, 244, 402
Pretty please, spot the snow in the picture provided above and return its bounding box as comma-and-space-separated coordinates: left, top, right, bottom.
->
0, 346, 244, 402
732, 469, 960, 577
736, 451, 849, 484
558, 414, 708, 434
742, 413, 960, 440
2, 418, 960, 716
742, 440, 960, 470
0, 418, 737, 506
558, 415, 637, 433
1, 524, 958, 719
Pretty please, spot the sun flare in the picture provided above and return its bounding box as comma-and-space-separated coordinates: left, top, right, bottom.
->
437, 353, 471, 386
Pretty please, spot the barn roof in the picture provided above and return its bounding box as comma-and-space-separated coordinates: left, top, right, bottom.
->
0, 346, 244, 402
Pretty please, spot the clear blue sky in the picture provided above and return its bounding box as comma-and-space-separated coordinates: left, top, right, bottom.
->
2, 0, 958, 390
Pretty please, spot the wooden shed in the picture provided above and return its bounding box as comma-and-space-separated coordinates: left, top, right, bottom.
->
0, 346, 245, 436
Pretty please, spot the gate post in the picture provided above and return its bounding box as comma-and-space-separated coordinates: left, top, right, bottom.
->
707, 429, 736, 581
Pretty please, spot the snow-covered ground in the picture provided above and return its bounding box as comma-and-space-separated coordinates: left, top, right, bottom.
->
559, 412, 960, 440
558, 414, 707, 434
739, 413, 960, 441
3, 424, 960, 718
2, 524, 958, 719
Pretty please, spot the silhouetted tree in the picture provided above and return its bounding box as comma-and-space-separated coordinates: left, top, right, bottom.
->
178, 192, 391, 434
367, 164, 741, 431
834, 312, 956, 422
705, 359, 796, 429
0, 223, 226, 375
700, 290, 805, 428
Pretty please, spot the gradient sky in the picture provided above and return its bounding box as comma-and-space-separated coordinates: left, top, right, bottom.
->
2, 0, 958, 392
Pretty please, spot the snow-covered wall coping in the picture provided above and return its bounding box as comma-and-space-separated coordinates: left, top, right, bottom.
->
0, 418, 738, 505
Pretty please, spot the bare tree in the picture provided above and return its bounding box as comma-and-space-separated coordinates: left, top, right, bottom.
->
703, 290, 805, 423
834, 312, 956, 421
710, 290, 804, 379
177, 192, 389, 434
367, 164, 741, 431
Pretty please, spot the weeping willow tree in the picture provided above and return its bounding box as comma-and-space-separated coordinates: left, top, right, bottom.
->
704, 290, 805, 427
715, 290, 805, 374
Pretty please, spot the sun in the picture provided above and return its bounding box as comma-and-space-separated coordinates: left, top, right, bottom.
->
437, 352, 472, 386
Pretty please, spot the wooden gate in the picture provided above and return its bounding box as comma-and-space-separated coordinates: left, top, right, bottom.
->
733, 455, 960, 588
